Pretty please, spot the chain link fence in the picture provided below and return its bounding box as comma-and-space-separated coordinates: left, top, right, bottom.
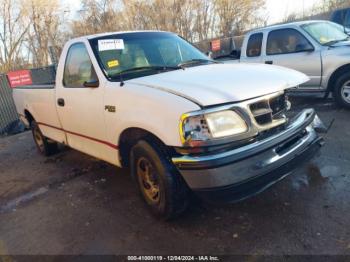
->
0, 74, 23, 135
0, 66, 55, 136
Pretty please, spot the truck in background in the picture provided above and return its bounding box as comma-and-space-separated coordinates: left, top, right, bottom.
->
216, 20, 350, 109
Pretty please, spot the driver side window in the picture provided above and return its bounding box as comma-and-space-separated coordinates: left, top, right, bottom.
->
63, 43, 98, 88
267, 29, 314, 55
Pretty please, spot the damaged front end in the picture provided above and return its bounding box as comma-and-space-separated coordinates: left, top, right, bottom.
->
172, 91, 325, 203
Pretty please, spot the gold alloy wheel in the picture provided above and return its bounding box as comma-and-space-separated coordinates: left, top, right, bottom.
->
33, 127, 44, 152
136, 157, 160, 203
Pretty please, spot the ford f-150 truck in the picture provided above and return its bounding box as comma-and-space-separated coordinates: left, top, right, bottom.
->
13, 31, 324, 219
220, 20, 350, 108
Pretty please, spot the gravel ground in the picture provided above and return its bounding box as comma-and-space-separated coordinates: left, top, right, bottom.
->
0, 96, 349, 256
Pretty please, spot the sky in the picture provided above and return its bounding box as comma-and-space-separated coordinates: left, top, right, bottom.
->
266, 0, 321, 23
63, 0, 321, 25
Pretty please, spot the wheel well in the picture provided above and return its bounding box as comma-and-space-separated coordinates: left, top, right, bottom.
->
118, 128, 170, 168
24, 110, 34, 125
327, 64, 350, 94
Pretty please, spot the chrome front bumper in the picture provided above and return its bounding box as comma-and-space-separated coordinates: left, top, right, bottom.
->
172, 108, 324, 200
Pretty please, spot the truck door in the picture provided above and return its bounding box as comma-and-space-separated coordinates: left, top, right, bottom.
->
55, 42, 114, 163
241, 33, 264, 63
263, 28, 322, 88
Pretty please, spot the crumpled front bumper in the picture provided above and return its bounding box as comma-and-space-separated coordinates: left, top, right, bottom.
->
172, 108, 324, 203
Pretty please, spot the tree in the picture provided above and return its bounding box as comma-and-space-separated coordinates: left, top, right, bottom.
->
315, 0, 350, 13
22, 0, 65, 67
0, 0, 29, 72
193, 0, 215, 41
281, 0, 350, 24
73, 0, 266, 41
0, 0, 269, 73
213, 0, 265, 37
71, 0, 122, 36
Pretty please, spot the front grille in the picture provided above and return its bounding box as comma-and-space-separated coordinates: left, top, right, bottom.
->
250, 93, 287, 126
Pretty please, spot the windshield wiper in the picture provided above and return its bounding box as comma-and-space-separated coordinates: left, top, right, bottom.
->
177, 59, 215, 67
109, 65, 183, 86
214, 54, 238, 60
115, 65, 182, 76
324, 37, 350, 46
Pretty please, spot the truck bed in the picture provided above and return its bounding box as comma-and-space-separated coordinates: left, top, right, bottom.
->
12, 85, 65, 144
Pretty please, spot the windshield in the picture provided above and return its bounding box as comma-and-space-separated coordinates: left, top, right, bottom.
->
301, 21, 349, 45
89, 32, 211, 81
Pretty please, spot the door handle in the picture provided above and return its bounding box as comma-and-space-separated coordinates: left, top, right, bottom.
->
265, 61, 273, 64
57, 98, 65, 107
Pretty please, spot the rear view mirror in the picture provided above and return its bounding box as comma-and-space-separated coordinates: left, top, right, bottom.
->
83, 80, 99, 88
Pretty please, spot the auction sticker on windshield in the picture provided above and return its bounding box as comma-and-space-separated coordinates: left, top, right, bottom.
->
107, 60, 119, 68
98, 39, 124, 51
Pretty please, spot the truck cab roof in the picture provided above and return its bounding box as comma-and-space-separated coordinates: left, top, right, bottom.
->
248, 20, 331, 34
72, 30, 171, 42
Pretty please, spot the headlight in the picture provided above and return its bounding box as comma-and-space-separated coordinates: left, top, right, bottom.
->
180, 110, 248, 145
206, 110, 248, 138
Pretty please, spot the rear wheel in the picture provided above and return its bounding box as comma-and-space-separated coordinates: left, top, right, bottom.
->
334, 73, 350, 109
130, 139, 189, 220
31, 121, 58, 156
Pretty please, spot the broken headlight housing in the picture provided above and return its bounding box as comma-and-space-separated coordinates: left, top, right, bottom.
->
180, 110, 248, 146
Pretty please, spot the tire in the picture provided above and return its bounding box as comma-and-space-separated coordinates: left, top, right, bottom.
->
31, 121, 58, 156
334, 73, 350, 109
130, 139, 189, 220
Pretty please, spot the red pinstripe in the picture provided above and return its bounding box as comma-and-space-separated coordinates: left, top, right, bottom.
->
37, 122, 119, 150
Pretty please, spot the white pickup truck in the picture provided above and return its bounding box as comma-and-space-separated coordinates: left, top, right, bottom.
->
220, 20, 350, 108
13, 31, 324, 219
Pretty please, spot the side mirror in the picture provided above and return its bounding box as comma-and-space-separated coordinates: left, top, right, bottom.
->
230, 50, 241, 59
305, 47, 315, 52
296, 44, 314, 53
83, 80, 99, 88
206, 51, 213, 59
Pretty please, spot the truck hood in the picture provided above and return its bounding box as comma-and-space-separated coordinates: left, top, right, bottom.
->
331, 40, 350, 47
129, 63, 309, 107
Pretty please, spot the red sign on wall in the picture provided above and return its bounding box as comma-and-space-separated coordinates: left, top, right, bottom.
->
211, 39, 221, 52
7, 70, 33, 88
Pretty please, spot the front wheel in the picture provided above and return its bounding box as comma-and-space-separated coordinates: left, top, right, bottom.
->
31, 121, 58, 156
130, 139, 189, 220
334, 73, 350, 109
